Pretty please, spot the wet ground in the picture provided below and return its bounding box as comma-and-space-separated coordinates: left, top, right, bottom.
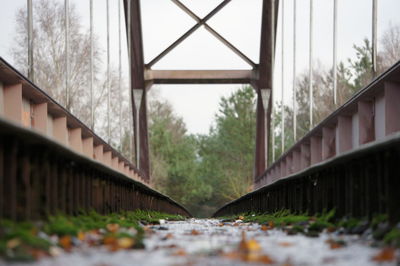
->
4, 219, 398, 266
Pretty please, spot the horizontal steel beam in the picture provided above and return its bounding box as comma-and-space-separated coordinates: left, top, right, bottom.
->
145, 69, 257, 84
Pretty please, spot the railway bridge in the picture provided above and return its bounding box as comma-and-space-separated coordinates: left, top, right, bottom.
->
0, 0, 399, 224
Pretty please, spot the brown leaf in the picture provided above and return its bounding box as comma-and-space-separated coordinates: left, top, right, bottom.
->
106, 223, 120, 233
103, 236, 117, 246
59, 235, 72, 251
371, 247, 396, 262
278, 242, 294, 247
6, 238, 21, 249
172, 248, 187, 256
238, 216, 245, 220
190, 229, 201, 236
325, 239, 345, 249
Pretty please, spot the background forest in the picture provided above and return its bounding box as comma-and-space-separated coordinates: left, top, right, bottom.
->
11, 0, 400, 217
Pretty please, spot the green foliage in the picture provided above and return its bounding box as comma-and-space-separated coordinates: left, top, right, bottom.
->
196, 86, 256, 215
149, 98, 212, 215
149, 86, 256, 217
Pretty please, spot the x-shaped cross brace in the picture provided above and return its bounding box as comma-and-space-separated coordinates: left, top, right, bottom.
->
146, 0, 256, 69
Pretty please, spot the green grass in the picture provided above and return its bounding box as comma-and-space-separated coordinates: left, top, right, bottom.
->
219, 210, 399, 244
0, 210, 185, 261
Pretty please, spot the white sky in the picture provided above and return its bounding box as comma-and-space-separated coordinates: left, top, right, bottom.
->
1, 0, 400, 135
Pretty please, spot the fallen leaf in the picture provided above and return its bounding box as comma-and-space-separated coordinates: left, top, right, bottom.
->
325, 239, 345, 249
49, 246, 63, 257
59, 235, 72, 251
257, 254, 275, 264
6, 238, 21, 249
190, 229, 201, 235
162, 233, 174, 240
103, 236, 117, 246
117, 237, 135, 249
371, 247, 395, 262
106, 223, 120, 233
172, 248, 187, 256
78, 231, 85, 241
261, 225, 269, 231
278, 242, 293, 247
29, 248, 48, 260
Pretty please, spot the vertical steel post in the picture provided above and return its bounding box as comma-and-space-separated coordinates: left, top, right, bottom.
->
27, 0, 34, 82
333, 0, 338, 106
65, 0, 69, 109
372, 0, 378, 76
271, 0, 276, 162
106, 0, 111, 143
281, 0, 285, 153
127, 0, 133, 162
293, 0, 297, 141
90, 0, 94, 129
308, 0, 313, 129
133, 89, 143, 168
118, 0, 123, 147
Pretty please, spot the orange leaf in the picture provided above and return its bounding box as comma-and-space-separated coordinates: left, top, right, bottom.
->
261, 225, 269, 231
190, 229, 201, 235
325, 239, 345, 249
103, 236, 117, 246
59, 236, 72, 251
258, 254, 275, 264
372, 247, 395, 262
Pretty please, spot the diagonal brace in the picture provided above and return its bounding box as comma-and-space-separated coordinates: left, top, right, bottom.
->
171, 0, 256, 68
146, 0, 231, 68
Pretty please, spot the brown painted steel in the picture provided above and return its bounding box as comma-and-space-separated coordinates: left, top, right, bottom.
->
124, 0, 150, 182
214, 131, 400, 223
145, 70, 255, 84
0, 118, 191, 221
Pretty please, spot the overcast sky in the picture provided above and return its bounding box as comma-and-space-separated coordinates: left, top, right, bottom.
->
1, 0, 400, 135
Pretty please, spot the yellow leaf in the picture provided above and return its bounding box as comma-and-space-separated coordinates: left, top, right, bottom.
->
117, 237, 135, 249
78, 231, 85, 241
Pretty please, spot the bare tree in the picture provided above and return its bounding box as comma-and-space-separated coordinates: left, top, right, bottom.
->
11, 0, 132, 153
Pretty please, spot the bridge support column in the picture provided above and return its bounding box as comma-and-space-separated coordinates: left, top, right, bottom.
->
126, 0, 150, 182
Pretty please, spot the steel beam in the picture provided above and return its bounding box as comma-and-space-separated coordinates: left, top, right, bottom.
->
124, 0, 150, 181
253, 0, 278, 178
146, 0, 231, 68
145, 69, 255, 84
170, 0, 255, 68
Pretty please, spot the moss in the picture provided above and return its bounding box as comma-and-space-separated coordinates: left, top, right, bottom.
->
45, 215, 79, 236
309, 220, 333, 232
383, 228, 400, 247
371, 214, 388, 228
338, 218, 360, 229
